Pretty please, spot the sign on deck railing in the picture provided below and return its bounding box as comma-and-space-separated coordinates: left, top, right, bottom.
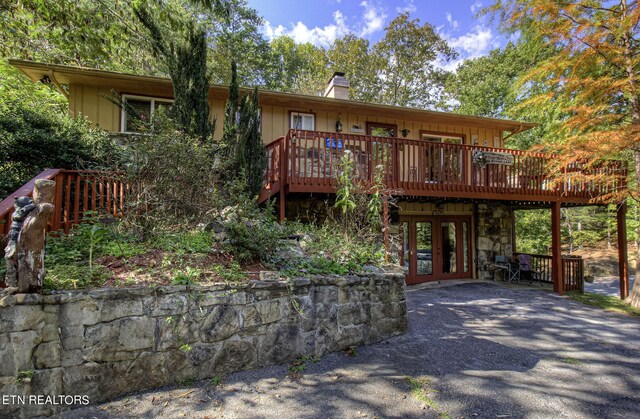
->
473, 150, 515, 167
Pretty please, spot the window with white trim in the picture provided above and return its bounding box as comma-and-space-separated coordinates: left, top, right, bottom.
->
290, 112, 314, 130
121, 95, 173, 133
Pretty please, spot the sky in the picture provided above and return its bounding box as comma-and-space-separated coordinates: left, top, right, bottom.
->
248, 0, 509, 69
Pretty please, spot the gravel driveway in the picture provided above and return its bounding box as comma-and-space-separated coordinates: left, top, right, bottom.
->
57, 282, 640, 418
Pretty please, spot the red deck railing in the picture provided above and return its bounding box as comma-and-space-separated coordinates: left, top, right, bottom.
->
0, 169, 126, 241
513, 252, 584, 292
261, 130, 627, 204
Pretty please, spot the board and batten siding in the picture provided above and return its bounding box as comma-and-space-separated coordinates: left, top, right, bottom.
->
68, 84, 504, 148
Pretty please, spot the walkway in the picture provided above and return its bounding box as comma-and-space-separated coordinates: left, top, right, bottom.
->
585, 275, 636, 297
58, 283, 640, 418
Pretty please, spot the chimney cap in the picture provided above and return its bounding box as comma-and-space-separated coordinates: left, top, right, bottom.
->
328, 71, 346, 84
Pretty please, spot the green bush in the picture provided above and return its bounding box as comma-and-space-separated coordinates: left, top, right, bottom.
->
154, 230, 213, 254
0, 96, 120, 198
222, 208, 282, 263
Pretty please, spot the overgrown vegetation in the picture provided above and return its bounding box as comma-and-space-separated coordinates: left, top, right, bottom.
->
0, 62, 121, 198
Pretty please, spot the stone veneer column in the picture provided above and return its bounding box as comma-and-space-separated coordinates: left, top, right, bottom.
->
475, 203, 515, 280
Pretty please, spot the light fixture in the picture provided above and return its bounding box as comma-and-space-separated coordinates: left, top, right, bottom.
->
401, 128, 410, 137
336, 115, 343, 133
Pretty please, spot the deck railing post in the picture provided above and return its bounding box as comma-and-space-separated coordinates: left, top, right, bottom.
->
279, 137, 287, 222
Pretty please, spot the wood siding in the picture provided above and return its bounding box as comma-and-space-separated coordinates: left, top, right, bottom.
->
68, 84, 504, 147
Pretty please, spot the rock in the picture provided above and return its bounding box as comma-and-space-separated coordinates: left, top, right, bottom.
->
361, 265, 382, 273
254, 300, 282, 324
215, 340, 257, 373
259, 271, 282, 282
33, 341, 62, 369
220, 206, 239, 223
200, 306, 240, 342
277, 239, 305, 259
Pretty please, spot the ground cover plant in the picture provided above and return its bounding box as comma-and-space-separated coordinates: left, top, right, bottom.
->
567, 291, 640, 317
38, 213, 385, 291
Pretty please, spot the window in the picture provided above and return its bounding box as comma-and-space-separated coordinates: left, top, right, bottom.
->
366, 122, 397, 138
290, 112, 314, 130
420, 131, 465, 182
121, 95, 173, 133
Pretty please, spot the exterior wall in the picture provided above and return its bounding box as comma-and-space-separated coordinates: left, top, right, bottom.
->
259, 106, 503, 147
0, 273, 407, 418
476, 203, 515, 280
398, 202, 473, 216
68, 85, 120, 132
67, 84, 504, 147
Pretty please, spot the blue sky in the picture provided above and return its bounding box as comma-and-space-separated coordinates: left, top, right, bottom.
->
249, 0, 507, 67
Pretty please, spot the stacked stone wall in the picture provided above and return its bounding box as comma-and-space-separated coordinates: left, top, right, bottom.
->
476, 203, 515, 280
0, 273, 407, 417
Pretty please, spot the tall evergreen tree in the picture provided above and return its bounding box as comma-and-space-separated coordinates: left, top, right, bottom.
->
241, 87, 266, 197
134, 5, 214, 143
220, 62, 265, 195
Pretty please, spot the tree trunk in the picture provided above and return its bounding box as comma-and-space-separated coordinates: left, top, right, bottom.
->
4, 180, 55, 293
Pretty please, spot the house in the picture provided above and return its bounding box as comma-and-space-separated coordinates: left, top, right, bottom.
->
6, 60, 631, 297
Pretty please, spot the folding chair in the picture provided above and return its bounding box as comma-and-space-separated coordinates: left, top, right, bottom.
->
506, 261, 520, 283
518, 254, 543, 286
490, 255, 509, 281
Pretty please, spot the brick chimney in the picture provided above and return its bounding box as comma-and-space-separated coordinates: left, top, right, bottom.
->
324, 72, 350, 100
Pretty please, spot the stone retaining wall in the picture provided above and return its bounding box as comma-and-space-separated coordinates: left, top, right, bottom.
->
0, 273, 407, 417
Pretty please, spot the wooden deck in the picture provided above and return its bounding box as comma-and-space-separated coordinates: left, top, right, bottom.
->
259, 130, 627, 207
1, 170, 126, 239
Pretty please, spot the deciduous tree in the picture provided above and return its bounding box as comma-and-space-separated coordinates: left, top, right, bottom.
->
373, 12, 457, 108
489, 0, 640, 305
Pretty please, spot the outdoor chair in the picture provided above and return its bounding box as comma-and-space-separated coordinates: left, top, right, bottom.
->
517, 253, 543, 286
489, 255, 509, 281
506, 261, 520, 283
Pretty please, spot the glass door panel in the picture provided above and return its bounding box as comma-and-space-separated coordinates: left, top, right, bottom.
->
440, 222, 457, 274
462, 221, 469, 273
402, 221, 410, 271
416, 221, 433, 276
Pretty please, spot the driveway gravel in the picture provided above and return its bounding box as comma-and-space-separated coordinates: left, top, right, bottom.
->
56, 282, 640, 418
585, 275, 636, 297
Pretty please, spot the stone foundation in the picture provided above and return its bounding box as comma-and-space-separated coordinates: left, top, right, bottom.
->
0, 273, 407, 418
476, 203, 514, 280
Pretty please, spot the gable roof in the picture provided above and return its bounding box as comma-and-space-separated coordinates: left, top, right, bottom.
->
9, 59, 537, 132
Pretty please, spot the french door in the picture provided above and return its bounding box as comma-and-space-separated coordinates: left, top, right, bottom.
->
401, 216, 471, 284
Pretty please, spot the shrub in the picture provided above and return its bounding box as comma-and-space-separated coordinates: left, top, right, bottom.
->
120, 111, 217, 237
0, 61, 121, 198
220, 205, 282, 263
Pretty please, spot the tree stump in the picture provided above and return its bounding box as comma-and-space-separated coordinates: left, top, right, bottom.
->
4, 179, 55, 293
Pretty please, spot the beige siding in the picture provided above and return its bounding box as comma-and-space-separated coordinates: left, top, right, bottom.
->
68, 83, 506, 147
259, 109, 506, 147
69, 85, 120, 132
398, 203, 473, 216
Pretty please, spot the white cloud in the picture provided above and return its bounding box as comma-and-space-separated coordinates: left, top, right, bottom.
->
395, 0, 417, 14
261, 1, 388, 48
471, 1, 483, 14
262, 10, 349, 48
359, 1, 387, 37
447, 25, 498, 59
445, 12, 459, 30
433, 25, 500, 72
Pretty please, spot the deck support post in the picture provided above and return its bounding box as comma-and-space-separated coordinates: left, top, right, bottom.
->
617, 200, 629, 300
551, 201, 563, 295
278, 138, 286, 222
